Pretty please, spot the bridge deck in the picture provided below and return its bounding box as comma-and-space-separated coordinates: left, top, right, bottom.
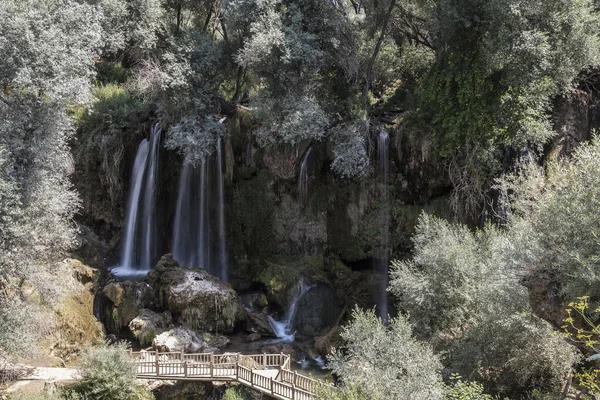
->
130, 351, 321, 400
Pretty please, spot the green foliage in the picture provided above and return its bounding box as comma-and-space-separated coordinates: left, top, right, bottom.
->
222, 386, 251, 400
62, 343, 154, 400
500, 136, 600, 301
328, 307, 445, 400
390, 213, 580, 395
445, 376, 493, 400
329, 122, 370, 178
414, 0, 600, 217
315, 381, 372, 400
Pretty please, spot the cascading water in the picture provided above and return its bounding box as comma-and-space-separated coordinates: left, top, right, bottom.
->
117, 124, 162, 274
172, 158, 210, 271
216, 136, 228, 282
268, 279, 315, 342
377, 128, 390, 322
298, 146, 313, 208
140, 124, 162, 269
171, 134, 228, 281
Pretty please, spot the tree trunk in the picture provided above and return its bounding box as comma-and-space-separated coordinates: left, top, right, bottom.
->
361, 0, 397, 107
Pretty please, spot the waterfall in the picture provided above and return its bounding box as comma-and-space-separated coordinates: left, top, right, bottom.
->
216, 136, 228, 281
118, 124, 162, 272
377, 128, 390, 322
140, 124, 162, 269
298, 146, 313, 207
171, 135, 226, 280
268, 280, 314, 342
172, 158, 210, 271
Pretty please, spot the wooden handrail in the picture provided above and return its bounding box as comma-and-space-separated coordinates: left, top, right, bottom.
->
129, 351, 323, 400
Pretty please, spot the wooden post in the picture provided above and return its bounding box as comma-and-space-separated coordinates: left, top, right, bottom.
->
183, 361, 188, 378
294, 371, 298, 386
210, 353, 214, 377
250, 370, 254, 386
262, 352, 266, 367
155, 351, 159, 377
270, 377, 273, 394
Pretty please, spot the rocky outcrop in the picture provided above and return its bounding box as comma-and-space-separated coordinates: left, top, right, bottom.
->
147, 255, 246, 333
152, 327, 206, 353
101, 280, 154, 333
246, 311, 276, 337
129, 309, 173, 346
64, 258, 97, 285
292, 283, 342, 337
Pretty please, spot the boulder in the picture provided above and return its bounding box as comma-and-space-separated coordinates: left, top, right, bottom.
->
146, 255, 245, 333
152, 327, 206, 353
246, 311, 276, 337
101, 280, 155, 333
246, 333, 261, 342
129, 309, 174, 346
240, 292, 269, 311
292, 283, 342, 336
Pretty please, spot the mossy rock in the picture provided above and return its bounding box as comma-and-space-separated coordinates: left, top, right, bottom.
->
128, 309, 173, 347
147, 255, 245, 333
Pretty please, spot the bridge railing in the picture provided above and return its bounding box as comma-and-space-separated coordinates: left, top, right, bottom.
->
129, 350, 322, 399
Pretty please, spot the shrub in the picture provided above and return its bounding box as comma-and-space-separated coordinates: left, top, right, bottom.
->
64, 342, 153, 400
328, 307, 445, 400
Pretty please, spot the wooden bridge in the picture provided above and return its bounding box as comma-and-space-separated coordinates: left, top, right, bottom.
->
129, 351, 323, 400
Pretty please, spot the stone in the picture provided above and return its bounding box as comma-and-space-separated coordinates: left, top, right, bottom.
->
292, 283, 342, 336
147, 255, 245, 333
246, 333, 261, 342
64, 258, 97, 284
246, 311, 276, 337
101, 280, 155, 333
129, 309, 174, 346
240, 292, 269, 310
152, 327, 206, 353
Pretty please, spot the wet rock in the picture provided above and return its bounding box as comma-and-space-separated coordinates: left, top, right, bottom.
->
129, 309, 174, 346
240, 292, 269, 311
246, 333, 261, 342
152, 327, 206, 353
101, 280, 155, 333
147, 255, 245, 333
292, 283, 342, 336
246, 311, 276, 337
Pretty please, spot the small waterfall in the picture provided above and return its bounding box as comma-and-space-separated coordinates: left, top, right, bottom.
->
377, 128, 390, 322
118, 124, 162, 272
172, 158, 210, 270
268, 280, 314, 342
140, 124, 162, 269
298, 146, 313, 207
216, 136, 228, 281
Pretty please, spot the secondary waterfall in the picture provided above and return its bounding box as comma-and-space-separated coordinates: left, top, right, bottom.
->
377, 128, 390, 322
216, 136, 228, 281
172, 159, 210, 270
298, 146, 313, 207
268, 280, 314, 342
119, 124, 162, 272
171, 136, 228, 281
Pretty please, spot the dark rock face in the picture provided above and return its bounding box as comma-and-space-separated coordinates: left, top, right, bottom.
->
146, 254, 246, 333
292, 283, 342, 337
129, 309, 174, 346
101, 280, 155, 333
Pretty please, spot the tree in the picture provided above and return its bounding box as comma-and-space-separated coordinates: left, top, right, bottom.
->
328, 307, 445, 400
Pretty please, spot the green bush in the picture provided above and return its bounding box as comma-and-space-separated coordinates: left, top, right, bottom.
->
61, 342, 154, 400
445, 376, 493, 400
221, 386, 250, 400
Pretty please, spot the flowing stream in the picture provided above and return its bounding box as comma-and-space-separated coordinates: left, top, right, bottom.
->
268, 280, 315, 342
